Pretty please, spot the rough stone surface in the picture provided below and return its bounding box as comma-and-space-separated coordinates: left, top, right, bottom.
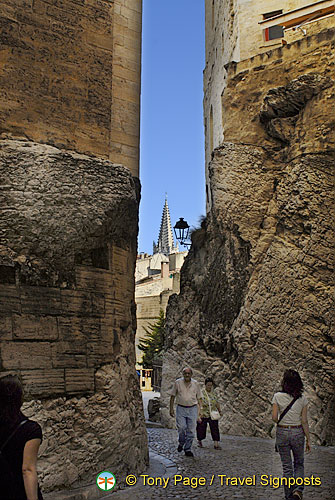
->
222, 29, 334, 156
203, 2, 333, 211
0, 139, 148, 491
23, 365, 148, 493
161, 32, 335, 446
0, 139, 139, 286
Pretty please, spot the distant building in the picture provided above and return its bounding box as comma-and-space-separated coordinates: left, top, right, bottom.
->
135, 199, 188, 370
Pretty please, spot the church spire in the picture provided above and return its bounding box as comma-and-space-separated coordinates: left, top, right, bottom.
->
153, 196, 177, 256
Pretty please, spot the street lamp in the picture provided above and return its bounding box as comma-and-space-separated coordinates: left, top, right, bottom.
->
173, 218, 191, 247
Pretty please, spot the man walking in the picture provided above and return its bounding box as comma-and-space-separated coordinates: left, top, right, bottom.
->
169, 367, 203, 457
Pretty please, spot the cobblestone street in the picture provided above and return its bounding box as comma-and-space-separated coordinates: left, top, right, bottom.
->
109, 428, 335, 500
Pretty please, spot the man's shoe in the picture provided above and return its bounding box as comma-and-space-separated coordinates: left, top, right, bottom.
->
177, 444, 183, 452
292, 492, 303, 500
185, 450, 194, 457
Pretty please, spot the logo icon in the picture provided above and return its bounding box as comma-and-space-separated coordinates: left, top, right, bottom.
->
96, 471, 116, 491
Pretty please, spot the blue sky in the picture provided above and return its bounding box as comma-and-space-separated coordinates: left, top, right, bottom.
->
138, 0, 206, 254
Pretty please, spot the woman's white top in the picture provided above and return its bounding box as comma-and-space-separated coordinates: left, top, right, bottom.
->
272, 392, 308, 426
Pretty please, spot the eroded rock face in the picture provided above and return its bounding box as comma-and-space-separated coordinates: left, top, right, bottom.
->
0, 139, 140, 287
161, 33, 334, 445
0, 139, 148, 491
260, 73, 333, 124
23, 365, 147, 492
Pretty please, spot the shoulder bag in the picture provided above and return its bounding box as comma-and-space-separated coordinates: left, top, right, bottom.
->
274, 396, 298, 451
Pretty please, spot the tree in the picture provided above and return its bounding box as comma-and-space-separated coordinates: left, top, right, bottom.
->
138, 310, 165, 368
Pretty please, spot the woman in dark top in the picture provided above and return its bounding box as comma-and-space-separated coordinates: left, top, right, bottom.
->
0, 375, 43, 500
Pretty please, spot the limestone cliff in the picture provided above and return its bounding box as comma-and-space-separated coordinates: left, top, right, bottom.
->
161, 30, 334, 445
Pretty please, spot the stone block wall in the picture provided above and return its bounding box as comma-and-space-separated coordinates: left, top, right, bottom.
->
0, 0, 145, 494
161, 29, 335, 446
0, 139, 147, 492
203, 0, 332, 210
0, 0, 141, 176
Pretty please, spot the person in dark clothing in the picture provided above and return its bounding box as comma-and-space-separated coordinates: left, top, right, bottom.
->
0, 375, 43, 500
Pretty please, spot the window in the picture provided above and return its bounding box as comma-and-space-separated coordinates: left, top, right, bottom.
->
263, 10, 282, 20
263, 10, 284, 41
264, 25, 284, 40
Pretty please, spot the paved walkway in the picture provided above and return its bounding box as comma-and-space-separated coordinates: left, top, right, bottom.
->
107, 428, 335, 500
48, 393, 333, 500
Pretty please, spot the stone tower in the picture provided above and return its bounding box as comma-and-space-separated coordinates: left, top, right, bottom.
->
0, 0, 147, 496
153, 197, 178, 256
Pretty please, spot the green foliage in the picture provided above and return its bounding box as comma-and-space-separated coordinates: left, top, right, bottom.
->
138, 310, 165, 368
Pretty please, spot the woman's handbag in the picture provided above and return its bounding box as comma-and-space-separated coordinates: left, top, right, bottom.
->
204, 390, 220, 420
210, 410, 220, 420
274, 396, 299, 452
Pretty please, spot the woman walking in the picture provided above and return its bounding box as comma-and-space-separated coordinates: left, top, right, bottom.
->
272, 369, 311, 500
0, 375, 43, 500
197, 377, 222, 450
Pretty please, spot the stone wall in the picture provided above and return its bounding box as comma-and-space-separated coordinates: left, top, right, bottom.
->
0, 0, 141, 176
222, 29, 334, 152
204, 0, 238, 205
0, 139, 148, 491
203, 0, 333, 209
161, 29, 335, 446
